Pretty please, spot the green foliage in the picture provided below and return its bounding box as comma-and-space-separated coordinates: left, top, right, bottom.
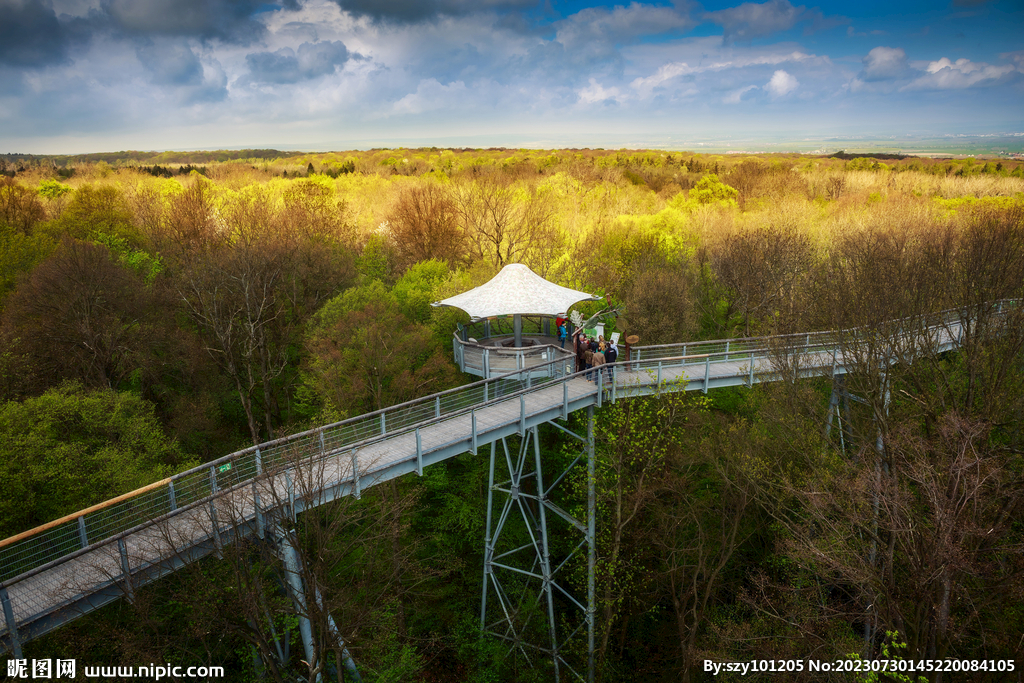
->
847, 631, 927, 683
668, 173, 739, 211
303, 281, 459, 417
37, 179, 72, 199
46, 184, 139, 245
91, 232, 163, 284
0, 383, 195, 536
0, 223, 55, 302
357, 233, 393, 283
391, 259, 450, 323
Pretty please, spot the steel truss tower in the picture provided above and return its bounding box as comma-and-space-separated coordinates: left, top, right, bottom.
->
481, 408, 596, 683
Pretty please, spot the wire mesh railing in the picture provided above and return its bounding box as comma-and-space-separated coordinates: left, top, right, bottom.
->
457, 339, 576, 376
2, 298, 1018, 641
0, 354, 577, 588
632, 300, 1018, 364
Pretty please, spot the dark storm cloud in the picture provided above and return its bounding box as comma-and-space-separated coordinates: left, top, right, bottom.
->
0, 0, 69, 66
136, 40, 205, 85
100, 0, 294, 43
246, 40, 351, 83
330, 0, 535, 24
704, 0, 844, 43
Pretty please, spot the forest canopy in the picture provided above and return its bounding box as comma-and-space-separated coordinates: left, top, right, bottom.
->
2, 148, 1022, 681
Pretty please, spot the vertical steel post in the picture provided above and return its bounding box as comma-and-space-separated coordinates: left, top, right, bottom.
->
481, 441, 496, 629
533, 427, 560, 682
118, 537, 134, 600
209, 466, 222, 556
587, 406, 596, 683
77, 515, 88, 549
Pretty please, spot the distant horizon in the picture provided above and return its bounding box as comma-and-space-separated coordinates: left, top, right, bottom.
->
5, 130, 1024, 158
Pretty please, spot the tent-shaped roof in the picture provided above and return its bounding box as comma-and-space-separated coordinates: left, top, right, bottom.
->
432, 264, 599, 319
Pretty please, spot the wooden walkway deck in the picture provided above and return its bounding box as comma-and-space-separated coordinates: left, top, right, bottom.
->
0, 313, 980, 651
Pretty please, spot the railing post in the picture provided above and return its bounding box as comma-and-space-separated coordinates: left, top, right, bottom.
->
519, 395, 526, 436
657, 361, 663, 389
209, 466, 222, 557
435, 396, 441, 419
611, 364, 617, 403
563, 380, 569, 419
471, 410, 478, 454
285, 467, 297, 520
77, 515, 89, 549
118, 537, 134, 600
168, 479, 177, 511
254, 483, 264, 540
749, 352, 754, 387
350, 452, 360, 500
416, 428, 423, 476
380, 412, 386, 436
255, 446, 263, 475
484, 349, 490, 377
597, 367, 603, 408
484, 381, 489, 403
0, 586, 22, 658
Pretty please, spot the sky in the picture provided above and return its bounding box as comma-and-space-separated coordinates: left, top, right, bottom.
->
1, 0, 1022, 153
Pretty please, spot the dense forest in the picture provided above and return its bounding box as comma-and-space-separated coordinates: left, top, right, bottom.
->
1, 148, 1022, 681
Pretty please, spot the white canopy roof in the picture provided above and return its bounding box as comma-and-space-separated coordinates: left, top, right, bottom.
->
433, 264, 599, 319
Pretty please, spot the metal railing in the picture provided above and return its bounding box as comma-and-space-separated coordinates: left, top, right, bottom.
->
0, 355, 575, 587
455, 338, 576, 377
2, 298, 1018, 648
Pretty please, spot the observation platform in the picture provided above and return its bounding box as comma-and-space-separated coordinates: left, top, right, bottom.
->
453, 315, 576, 378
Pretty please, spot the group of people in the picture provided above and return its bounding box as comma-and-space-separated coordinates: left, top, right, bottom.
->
573, 330, 617, 382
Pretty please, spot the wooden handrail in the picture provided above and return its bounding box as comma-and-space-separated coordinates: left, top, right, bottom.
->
0, 475, 173, 550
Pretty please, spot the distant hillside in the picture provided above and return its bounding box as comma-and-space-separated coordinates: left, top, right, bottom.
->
1, 149, 307, 166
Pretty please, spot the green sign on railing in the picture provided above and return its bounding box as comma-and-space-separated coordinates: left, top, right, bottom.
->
217, 463, 232, 474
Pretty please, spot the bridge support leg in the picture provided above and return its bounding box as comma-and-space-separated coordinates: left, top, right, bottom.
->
481, 413, 595, 682
586, 406, 596, 683
825, 375, 848, 458
276, 528, 361, 682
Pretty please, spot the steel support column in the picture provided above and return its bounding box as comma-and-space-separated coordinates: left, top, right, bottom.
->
277, 528, 361, 683
481, 414, 595, 683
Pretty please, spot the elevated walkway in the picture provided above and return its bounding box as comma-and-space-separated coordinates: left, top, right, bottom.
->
0, 303, 1004, 654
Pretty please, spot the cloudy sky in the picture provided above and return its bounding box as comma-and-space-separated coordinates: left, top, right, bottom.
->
1, 0, 1022, 153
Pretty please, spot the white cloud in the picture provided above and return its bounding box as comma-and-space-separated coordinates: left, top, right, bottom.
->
629, 50, 820, 95
723, 84, 757, 103
765, 69, 798, 96
904, 57, 1018, 90
576, 78, 624, 105
861, 46, 907, 81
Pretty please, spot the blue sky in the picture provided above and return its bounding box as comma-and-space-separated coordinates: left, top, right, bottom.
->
0, 0, 1021, 153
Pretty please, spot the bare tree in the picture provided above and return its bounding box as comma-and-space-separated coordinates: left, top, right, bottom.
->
712, 219, 814, 337
455, 177, 556, 270
387, 183, 467, 269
